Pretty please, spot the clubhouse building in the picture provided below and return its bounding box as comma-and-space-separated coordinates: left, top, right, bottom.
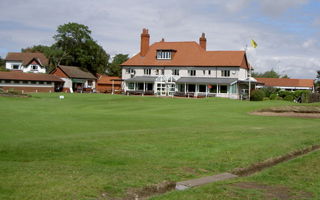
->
121, 29, 257, 99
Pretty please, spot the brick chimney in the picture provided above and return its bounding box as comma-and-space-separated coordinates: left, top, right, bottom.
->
199, 33, 206, 50
140, 28, 150, 57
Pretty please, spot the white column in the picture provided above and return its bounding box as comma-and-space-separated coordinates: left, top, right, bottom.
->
206, 85, 208, 97
112, 80, 114, 95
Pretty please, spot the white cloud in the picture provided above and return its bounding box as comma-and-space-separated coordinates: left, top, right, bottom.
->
0, 0, 318, 79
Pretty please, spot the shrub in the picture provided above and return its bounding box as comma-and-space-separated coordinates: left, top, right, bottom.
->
263, 97, 270, 101
293, 90, 311, 103
7, 88, 22, 95
278, 91, 292, 98
269, 93, 278, 100
284, 94, 294, 101
0, 87, 4, 94
261, 87, 279, 98
250, 90, 265, 101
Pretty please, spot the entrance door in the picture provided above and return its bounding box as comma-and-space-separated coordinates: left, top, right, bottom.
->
157, 83, 166, 96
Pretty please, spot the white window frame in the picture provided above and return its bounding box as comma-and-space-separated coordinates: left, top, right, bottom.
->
31, 65, 38, 71
157, 50, 172, 60
144, 68, 151, 75
188, 70, 196, 76
172, 69, 179, 76
221, 70, 230, 77
12, 64, 20, 70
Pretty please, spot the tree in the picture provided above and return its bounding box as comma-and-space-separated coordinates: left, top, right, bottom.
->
53, 22, 109, 74
252, 69, 289, 78
107, 54, 129, 76
0, 56, 5, 67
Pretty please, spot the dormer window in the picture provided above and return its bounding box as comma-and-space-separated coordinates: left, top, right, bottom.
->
156, 50, 172, 60
12, 65, 20, 70
31, 65, 38, 71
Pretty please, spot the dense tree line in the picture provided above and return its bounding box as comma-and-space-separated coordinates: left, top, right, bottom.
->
0, 56, 6, 71
252, 69, 289, 78
22, 22, 128, 76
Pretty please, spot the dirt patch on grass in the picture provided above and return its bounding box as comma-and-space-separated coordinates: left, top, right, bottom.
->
120, 181, 176, 200
251, 106, 320, 118
232, 145, 320, 176
230, 182, 313, 200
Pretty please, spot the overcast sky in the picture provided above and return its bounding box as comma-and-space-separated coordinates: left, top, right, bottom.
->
0, 0, 319, 78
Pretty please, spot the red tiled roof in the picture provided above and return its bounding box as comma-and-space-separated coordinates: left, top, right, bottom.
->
97, 74, 122, 85
256, 78, 314, 88
5, 52, 49, 66
0, 71, 63, 82
121, 41, 249, 69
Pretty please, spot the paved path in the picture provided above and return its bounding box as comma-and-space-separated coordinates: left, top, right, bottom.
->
176, 172, 238, 190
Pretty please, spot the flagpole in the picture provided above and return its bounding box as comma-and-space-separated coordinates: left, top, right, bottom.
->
245, 44, 251, 101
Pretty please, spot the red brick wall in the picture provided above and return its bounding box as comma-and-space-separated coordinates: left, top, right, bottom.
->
51, 67, 69, 78
96, 84, 121, 93
2, 86, 55, 93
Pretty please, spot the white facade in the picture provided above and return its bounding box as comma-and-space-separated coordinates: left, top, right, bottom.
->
6, 61, 46, 73
122, 67, 246, 80
122, 66, 249, 99
61, 78, 96, 93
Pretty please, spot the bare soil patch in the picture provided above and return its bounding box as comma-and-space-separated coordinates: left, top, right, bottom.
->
232, 145, 320, 176
120, 181, 176, 200
251, 106, 320, 118
230, 182, 313, 200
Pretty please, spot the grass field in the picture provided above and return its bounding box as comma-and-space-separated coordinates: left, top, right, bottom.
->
0, 93, 319, 200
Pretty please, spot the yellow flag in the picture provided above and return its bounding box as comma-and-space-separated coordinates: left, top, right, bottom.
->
251, 39, 257, 48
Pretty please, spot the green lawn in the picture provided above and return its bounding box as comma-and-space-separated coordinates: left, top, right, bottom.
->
0, 93, 319, 200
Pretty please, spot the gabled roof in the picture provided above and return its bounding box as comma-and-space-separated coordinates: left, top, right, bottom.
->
96, 74, 122, 84
255, 78, 314, 88
57, 65, 97, 79
5, 52, 49, 66
121, 41, 249, 69
0, 71, 63, 82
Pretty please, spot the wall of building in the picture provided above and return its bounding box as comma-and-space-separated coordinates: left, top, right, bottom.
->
96, 83, 121, 93
122, 66, 242, 79
5, 61, 46, 73
0, 80, 55, 93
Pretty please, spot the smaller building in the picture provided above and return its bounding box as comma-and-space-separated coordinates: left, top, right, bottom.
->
96, 74, 122, 93
256, 78, 315, 91
50, 65, 97, 93
0, 71, 63, 93
5, 52, 48, 73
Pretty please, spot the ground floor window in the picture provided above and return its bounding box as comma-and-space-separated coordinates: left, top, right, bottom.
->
209, 85, 217, 93
187, 84, 196, 92
128, 82, 134, 90
177, 84, 185, 92
146, 83, 153, 91
220, 85, 228, 93
230, 84, 237, 94
137, 83, 144, 90
199, 85, 206, 92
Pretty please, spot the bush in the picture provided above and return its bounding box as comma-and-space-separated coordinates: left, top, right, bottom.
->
0, 87, 4, 94
283, 94, 294, 101
250, 90, 265, 101
261, 87, 279, 98
7, 88, 23, 95
269, 93, 278, 100
278, 91, 292, 98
